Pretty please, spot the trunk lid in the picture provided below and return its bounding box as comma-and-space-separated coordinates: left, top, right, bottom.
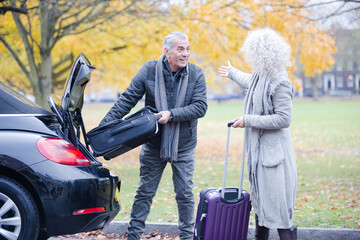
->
48, 53, 95, 149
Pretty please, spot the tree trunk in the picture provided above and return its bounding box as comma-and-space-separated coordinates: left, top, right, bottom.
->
9, 0, 43, 105
38, 0, 56, 108
39, 51, 53, 107
311, 76, 319, 101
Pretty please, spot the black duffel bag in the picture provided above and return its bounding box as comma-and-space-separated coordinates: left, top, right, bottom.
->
87, 106, 161, 160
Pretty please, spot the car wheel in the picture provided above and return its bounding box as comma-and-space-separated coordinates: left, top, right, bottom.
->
0, 177, 40, 240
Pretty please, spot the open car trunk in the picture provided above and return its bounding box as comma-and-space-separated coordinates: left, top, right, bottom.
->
49, 53, 160, 161
48, 53, 95, 156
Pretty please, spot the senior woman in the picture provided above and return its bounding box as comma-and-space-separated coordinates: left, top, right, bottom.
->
219, 28, 297, 240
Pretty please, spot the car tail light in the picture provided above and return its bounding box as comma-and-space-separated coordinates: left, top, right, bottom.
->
73, 207, 106, 215
36, 137, 91, 166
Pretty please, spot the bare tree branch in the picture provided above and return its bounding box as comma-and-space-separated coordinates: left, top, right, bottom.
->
0, 6, 27, 14
0, 35, 30, 79
60, 1, 98, 22
0, 0, 28, 14
26, 8, 41, 50
51, 0, 140, 48
265, 0, 360, 23
9, 0, 39, 86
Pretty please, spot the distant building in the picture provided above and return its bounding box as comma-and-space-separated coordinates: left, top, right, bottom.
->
301, 28, 360, 97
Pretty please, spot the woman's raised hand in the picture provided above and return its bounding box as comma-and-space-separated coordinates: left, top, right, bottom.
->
218, 60, 232, 77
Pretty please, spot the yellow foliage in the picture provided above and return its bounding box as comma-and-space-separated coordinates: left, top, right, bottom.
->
168, 0, 336, 91
0, 0, 336, 96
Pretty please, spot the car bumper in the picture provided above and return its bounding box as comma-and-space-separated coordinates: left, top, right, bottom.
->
21, 160, 121, 236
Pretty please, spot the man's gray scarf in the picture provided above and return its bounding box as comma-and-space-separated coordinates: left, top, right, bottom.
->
155, 55, 188, 162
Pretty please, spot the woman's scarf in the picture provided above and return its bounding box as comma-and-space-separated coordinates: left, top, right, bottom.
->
244, 72, 273, 170
243, 72, 273, 210
155, 55, 189, 162
243, 71, 289, 212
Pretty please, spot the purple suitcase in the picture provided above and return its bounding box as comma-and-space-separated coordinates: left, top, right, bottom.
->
193, 122, 251, 240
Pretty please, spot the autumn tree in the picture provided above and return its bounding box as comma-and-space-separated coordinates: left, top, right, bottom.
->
289, 0, 360, 26
63, 14, 175, 94
278, 0, 360, 99
162, 0, 336, 95
71, 0, 337, 95
1, 0, 339, 103
0, 0, 164, 106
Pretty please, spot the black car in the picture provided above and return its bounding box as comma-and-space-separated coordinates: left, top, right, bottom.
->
0, 53, 121, 240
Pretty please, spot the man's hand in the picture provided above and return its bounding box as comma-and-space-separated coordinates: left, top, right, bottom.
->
155, 111, 171, 124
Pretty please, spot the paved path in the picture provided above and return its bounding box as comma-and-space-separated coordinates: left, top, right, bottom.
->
49, 220, 360, 240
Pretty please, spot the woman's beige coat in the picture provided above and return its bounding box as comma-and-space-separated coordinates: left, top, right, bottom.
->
229, 68, 297, 229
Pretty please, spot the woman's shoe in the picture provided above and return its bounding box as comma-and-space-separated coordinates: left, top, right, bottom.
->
277, 226, 297, 240
255, 219, 269, 240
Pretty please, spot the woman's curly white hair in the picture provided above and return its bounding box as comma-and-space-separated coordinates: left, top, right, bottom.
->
241, 27, 291, 77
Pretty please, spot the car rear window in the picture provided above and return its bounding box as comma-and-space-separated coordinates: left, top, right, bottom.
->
0, 81, 50, 114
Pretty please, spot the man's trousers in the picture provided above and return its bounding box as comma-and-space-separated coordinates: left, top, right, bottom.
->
127, 147, 196, 240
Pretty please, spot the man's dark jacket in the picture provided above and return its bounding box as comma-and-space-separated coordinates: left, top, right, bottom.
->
100, 59, 207, 152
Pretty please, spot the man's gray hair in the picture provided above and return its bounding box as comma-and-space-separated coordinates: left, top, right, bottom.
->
162, 31, 189, 54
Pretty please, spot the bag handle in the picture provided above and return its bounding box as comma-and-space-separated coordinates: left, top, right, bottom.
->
221, 121, 246, 200
110, 122, 133, 135
111, 114, 162, 136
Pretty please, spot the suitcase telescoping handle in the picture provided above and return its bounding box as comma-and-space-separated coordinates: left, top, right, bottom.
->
221, 121, 246, 200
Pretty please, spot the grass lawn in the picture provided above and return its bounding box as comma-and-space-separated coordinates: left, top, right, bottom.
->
82, 97, 360, 229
